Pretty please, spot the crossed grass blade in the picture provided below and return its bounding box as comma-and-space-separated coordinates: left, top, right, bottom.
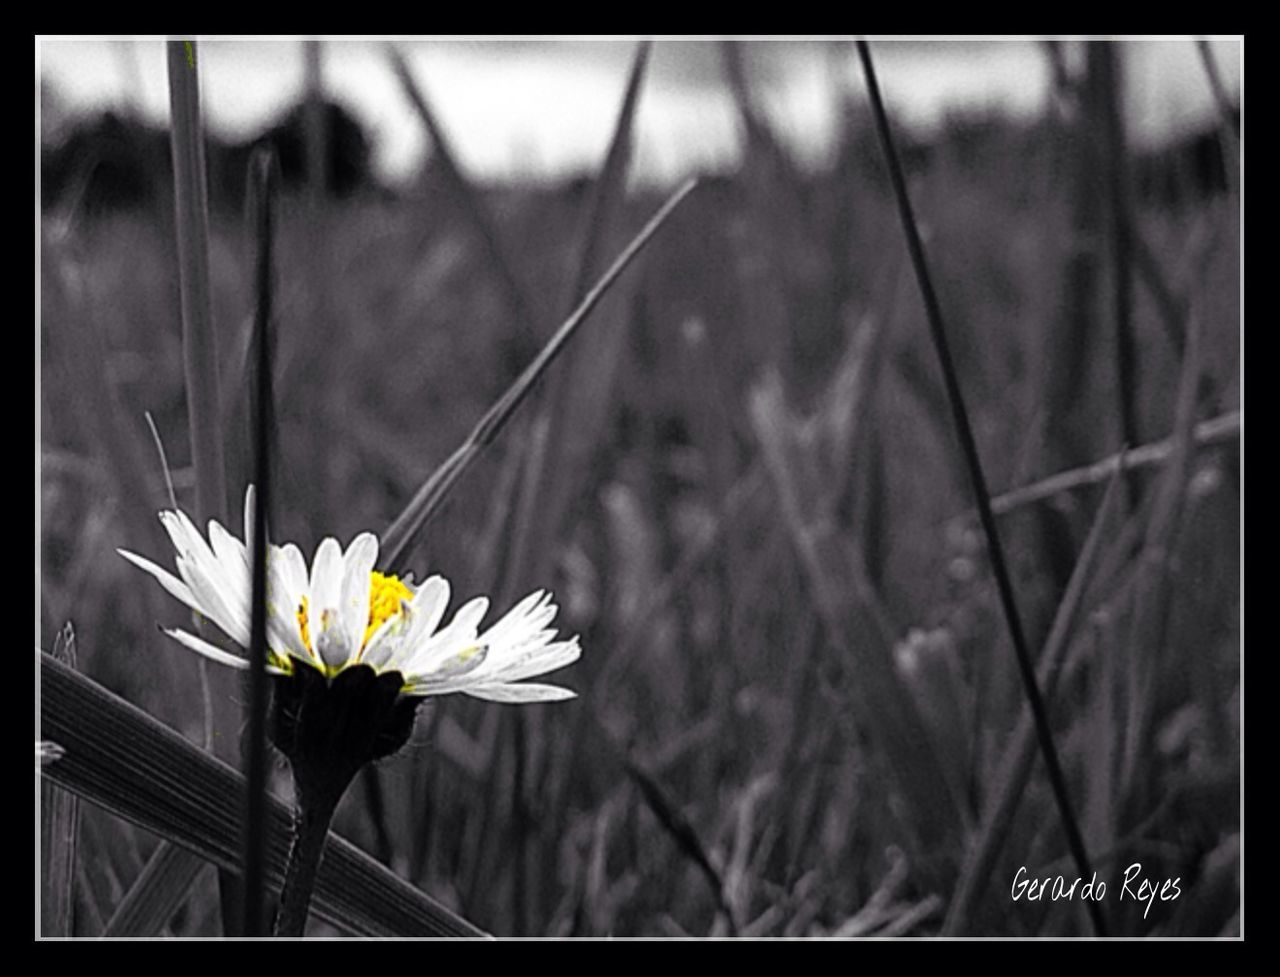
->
41, 654, 486, 938
379, 177, 699, 572
102, 842, 208, 937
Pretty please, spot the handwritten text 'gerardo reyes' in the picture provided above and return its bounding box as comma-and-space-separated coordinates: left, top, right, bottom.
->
1012, 864, 1182, 920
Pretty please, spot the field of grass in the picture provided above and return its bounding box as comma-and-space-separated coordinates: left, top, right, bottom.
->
38, 41, 1240, 938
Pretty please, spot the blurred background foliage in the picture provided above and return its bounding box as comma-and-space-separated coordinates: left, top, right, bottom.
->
39, 38, 1240, 937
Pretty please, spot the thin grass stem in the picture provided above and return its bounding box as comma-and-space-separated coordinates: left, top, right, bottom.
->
856, 39, 1106, 936
987, 410, 1238, 517
379, 177, 698, 571
242, 148, 278, 937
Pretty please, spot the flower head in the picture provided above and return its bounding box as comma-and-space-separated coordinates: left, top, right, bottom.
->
118, 488, 581, 704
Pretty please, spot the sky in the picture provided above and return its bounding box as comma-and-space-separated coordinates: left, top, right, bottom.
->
37, 37, 1243, 187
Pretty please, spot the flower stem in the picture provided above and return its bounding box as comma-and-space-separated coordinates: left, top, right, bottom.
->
274, 779, 344, 937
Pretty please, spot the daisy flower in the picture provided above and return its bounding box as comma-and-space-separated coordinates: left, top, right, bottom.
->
117, 487, 581, 704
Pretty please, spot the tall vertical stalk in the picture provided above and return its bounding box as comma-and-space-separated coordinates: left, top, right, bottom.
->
855, 39, 1106, 937
242, 148, 278, 937
167, 40, 227, 526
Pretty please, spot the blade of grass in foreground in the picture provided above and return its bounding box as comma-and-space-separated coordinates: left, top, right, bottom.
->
857, 39, 1104, 936
379, 177, 699, 571
40, 623, 80, 937
41, 654, 486, 938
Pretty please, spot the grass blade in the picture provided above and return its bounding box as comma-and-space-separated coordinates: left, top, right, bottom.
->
40, 623, 79, 937
988, 411, 1240, 517
102, 842, 207, 937
166, 39, 227, 527
241, 147, 279, 936
1119, 290, 1206, 799
500, 39, 651, 600
41, 653, 487, 938
379, 177, 698, 571
857, 39, 1104, 935
167, 42, 244, 931
622, 753, 739, 936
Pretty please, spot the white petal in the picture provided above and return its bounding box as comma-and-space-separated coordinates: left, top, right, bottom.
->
163, 628, 251, 670
310, 538, 349, 668
309, 538, 343, 602
487, 638, 582, 684
478, 590, 547, 648
118, 548, 197, 608
172, 509, 221, 569
407, 643, 489, 686
175, 553, 251, 647
265, 547, 309, 659
144, 512, 252, 647
361, 597, 416, 669
164, 628, 290, 674
208, 521, 251, 615
339, 533, 378, 655
406, 575, 451, 644
459, 682, 578, 704
276, 543, 310, 599
369, 574, 450, 669
401, 595, 488, 675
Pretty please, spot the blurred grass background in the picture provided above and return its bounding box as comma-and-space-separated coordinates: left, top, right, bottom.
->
38, 39, 1240, 937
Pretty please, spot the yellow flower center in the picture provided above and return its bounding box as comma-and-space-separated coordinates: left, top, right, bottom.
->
364, 571, 415, 649
295, 571, 414, 664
